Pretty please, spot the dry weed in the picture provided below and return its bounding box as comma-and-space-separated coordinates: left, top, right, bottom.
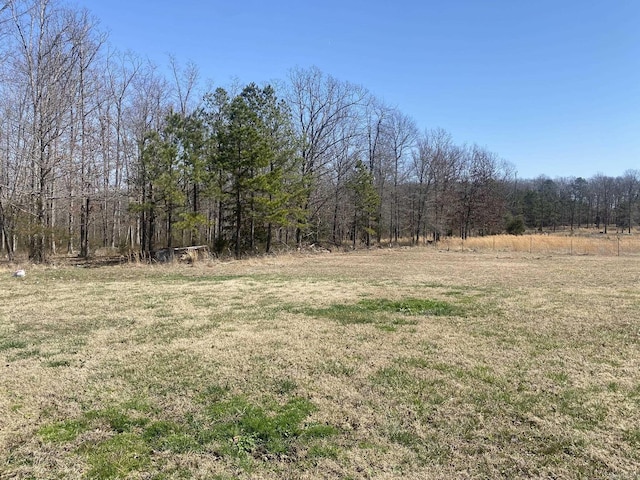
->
447, 231, 640, 256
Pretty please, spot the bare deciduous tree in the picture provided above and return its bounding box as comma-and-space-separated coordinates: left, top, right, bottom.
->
287, 66, 367, 246
168, 54, 200, 118
384, 108, 417, 243
7, 0, 103, 261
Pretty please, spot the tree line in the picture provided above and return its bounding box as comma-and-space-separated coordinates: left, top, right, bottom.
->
510, 173, 640, 235
1, 0, 638, 262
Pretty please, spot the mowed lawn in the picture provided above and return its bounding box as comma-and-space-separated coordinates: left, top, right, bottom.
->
1, 249, 639, 479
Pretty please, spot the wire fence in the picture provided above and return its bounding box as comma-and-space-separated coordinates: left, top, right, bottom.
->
441, 234, 640, 257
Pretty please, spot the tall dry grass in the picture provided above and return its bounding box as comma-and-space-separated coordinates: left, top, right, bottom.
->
441, 232, 640, 256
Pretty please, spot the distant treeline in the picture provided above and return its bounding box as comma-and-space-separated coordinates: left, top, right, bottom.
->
1, 0, 638, 261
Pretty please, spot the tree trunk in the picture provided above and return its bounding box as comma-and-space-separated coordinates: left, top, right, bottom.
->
80, 197, 90, 258
235, 183, 242, 259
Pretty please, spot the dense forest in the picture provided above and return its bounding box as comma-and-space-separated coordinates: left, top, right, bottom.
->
1, 0, 638, 262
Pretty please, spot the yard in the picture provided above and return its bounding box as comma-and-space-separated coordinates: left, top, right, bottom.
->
1, 248, 639, 478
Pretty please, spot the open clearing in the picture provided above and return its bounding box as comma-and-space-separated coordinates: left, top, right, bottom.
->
1, 248, 639, 479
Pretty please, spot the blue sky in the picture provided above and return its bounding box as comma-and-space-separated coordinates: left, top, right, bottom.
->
80, 0, 639, 180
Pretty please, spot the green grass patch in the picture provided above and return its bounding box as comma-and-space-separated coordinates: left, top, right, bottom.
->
274, 378, 298, 395
555, 388, 609, 429
7, 348, 40, 361
301, 423, 340, 439
85, 406, 150, 433
306, 303, 376, 325
143, 421, 200, 453
206, 395, 336, 458
0, 338, 28, 351
37, 392, 337, 477
307, 444, 340, 460
547, 371, 570, 385
197, 384, 231, 403
300, 297, 462, 326
38, 419, 90, 443
80, 432, 151, 479
358, 298, 460, 316
45, 359, 71, 367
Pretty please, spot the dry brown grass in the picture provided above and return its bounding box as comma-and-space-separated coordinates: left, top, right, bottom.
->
1, 249, 640, 479
444, 231, 640, 256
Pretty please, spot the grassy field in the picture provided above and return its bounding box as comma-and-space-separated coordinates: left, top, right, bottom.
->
1, 248, 639, 479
